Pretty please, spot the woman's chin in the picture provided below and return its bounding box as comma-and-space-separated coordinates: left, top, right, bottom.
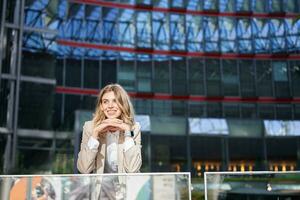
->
106, 115, 117, 119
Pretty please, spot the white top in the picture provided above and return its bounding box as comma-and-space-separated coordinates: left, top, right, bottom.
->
87, 131, 135, 173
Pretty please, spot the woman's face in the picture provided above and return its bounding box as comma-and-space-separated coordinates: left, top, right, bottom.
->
101, 91, 122, 119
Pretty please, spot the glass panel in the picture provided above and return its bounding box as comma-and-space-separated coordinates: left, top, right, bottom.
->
256, 60, 273, 97
189, 118, 229, 135
66, 58, 81, 87
64, 94, 81, 131
252, 18, 270, 53
136, 0, 152, 5
18, 82, 55, 130
153, 12, 169, 50
253, 0, 268, 12
206, 59, 221, 96
270, 0, 283, 12
205, 172, 300, 199
0, 173, 191, 199
81, 96, 97, 110
220, 17, 236, 52
21, 50, 56, 78
188, 58, 205, 95
220, 0, 235, 12
237, 18, 252, 53
290, 60, 300, 97
267, 138, 297, 162
134, 99, 152, 115
118, 55, 136, 91
0, 80, 9, 127
152, 100, 172, 116
239, 60, 256, 97
151, 116, 186, 135
264, 120, 300, 136
188, 102, 206, 117
153, 0, 168, 8
203, 0, 218, 10
84, 59, 99, 89
172, 100, 186, 116
151, 136, 188, 172
186, 15, 203, 52
276, 104, 292, 119
102, 8, 118, 45
285, 18, 300, 51
204, 17, 219, 52
223, 103, 240, 118
171, 0, 184, 8
227, 119, 263, 137
187, 0, 202, 10
222, 60, 239, 96
136, 11, 152, 48
269, 19, 286, 52
284, 0, 300, 12
207, 102, 222, 118
241, 103, 257, 118
55, 59, 64, 86
137, 55, 152, 92
294, 104, 300, 119
24, 0, 62, 30
170, 14, 185, 51
102, 59, 117, 87
273, 61, 290, 98
191, 137, 223, 176
118, 9, 135, 47
259, 104, 275, 119
228, 138, 264, 170
53, 94, 62, 130
236, 0, 251, 12
153, 56, 170, 93
120, 0, 135, 4
172, 57, 187, 95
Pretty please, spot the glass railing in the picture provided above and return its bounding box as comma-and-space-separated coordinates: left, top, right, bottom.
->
0, 172, 191, 200
204, 171, 300, 200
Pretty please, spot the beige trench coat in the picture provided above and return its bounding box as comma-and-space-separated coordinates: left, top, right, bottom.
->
77, 120, 142, 199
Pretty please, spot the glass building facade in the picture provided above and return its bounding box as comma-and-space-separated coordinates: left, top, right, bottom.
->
0, 0, 300, 177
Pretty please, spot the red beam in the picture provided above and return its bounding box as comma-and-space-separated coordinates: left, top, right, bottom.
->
70, 0, 299, 18
55, 86, 300, 103
57, 39, 300, 60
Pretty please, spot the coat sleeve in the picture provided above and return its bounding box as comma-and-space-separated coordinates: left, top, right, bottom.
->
77, 121, 98, 174
123, 122, 142, 173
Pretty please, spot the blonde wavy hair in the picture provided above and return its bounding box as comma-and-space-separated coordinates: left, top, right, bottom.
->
93, 84, 135, 128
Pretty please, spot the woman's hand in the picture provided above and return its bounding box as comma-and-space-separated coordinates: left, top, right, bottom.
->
92, 119, 131, 138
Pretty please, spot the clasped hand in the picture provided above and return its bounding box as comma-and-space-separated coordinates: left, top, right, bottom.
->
92, 118, 131, 138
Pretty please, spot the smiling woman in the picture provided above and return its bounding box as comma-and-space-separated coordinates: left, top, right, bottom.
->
77, 83, 142, 199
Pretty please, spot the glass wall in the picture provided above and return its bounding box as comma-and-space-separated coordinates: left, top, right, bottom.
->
0, 0, 300, 175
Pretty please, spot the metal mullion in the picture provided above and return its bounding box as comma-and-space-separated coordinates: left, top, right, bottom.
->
0, 0, 7, 82
150, 9, 153, 49
81, 57, 84, 89
80, 57, 84, 105
134, 53, 137, 91
6, 2, 20, 172
2, 0, 11, 174
12, 0, 25, 170
99, 59, 102, 89
237, 60, 242, 118
186, 56, 191, 172
133, 8, 137, 49
61, 57, 66, 125
99, 6, 103, 89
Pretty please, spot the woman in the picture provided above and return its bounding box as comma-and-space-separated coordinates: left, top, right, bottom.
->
77, 83, 142, 199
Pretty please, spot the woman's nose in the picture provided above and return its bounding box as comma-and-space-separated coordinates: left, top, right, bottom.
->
108, 101, 114, 107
